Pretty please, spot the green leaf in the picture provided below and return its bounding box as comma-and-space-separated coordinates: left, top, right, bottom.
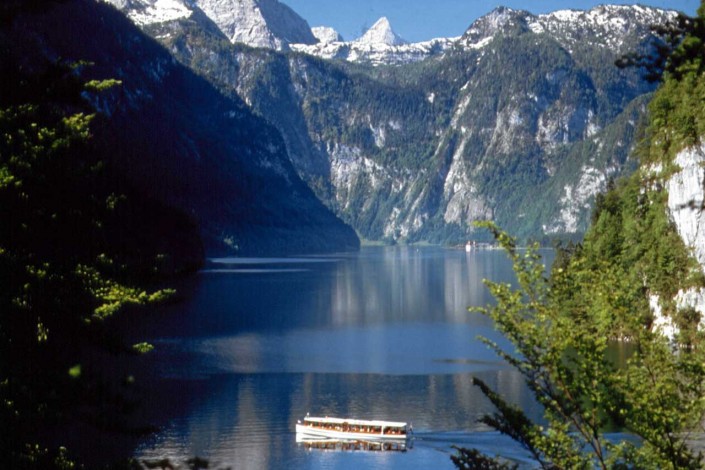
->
132, 342, 154, 354
67, 365, 81, 379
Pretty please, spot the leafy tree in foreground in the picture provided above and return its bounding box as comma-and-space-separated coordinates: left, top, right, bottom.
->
616, 2, 705, 82
0, 41, 178, 469
453, 223, 705, 469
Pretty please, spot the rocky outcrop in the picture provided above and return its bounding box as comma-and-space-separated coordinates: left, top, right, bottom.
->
312, 26, 342, 44
656, 143, 705, 335
666, 143, 705, 267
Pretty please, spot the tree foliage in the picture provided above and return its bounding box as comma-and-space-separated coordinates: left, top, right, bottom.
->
454, 223, 705, 469
0, 51, 176, 468
616, 3, 705, 83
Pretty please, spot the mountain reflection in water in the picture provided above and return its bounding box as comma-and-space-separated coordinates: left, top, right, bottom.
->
118, 247, 554, 469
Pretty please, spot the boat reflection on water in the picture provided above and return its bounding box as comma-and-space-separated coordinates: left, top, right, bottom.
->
296, 435, 411, 453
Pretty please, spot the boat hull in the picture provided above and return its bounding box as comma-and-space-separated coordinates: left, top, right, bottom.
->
295, 424, 408, 442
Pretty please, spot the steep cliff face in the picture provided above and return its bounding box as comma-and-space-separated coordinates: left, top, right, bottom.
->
667, 144, 705, 267
287, 8, 670, 242
654, 144, 705, 335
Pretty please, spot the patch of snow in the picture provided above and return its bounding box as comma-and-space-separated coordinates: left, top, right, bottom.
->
119, 0, 193, 26
464, 36, 493, 50
545, 165, 609, 234
370, 123, 386, 148
538, 5, 677, 53
451, 94, 473, 128
292, 36, 455, 66
312, 26, 343, 44
388, 120, 402, 131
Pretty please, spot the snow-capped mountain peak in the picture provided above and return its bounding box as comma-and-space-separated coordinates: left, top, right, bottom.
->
460, 6, 533, 48
193, 0, 317, 50
356, 17, 407, 46
460, 4, 677, 54
104, 0, 320, 50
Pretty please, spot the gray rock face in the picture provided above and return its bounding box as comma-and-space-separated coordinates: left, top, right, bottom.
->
194, 0, 317, 49
649, 143, 705, 339
667, 144, 705, 268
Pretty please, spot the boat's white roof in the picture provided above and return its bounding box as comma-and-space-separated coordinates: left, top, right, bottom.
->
303, 416, 407, 427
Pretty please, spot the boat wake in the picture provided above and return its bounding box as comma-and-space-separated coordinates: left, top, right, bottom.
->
411, 430, 536, 465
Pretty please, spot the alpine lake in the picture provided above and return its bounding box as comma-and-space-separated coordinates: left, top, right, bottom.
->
107, 246, 564, 469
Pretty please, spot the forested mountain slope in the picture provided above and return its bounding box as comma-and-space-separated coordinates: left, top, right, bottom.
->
107, 0, 676, 243
7, 0, 359, 256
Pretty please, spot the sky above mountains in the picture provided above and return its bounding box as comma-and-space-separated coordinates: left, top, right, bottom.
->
282, 0, 700, 42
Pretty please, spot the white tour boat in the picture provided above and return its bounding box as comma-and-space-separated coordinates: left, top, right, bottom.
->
295, 415, 412, 441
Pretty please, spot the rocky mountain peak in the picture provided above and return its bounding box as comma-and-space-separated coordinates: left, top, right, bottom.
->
192, 0, 317, 50
461, 6, 533, 48
459, 4, 676, 54
356, 17, 407, 46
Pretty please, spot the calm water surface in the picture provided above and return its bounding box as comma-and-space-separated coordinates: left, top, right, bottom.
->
121, 246, 552, 469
